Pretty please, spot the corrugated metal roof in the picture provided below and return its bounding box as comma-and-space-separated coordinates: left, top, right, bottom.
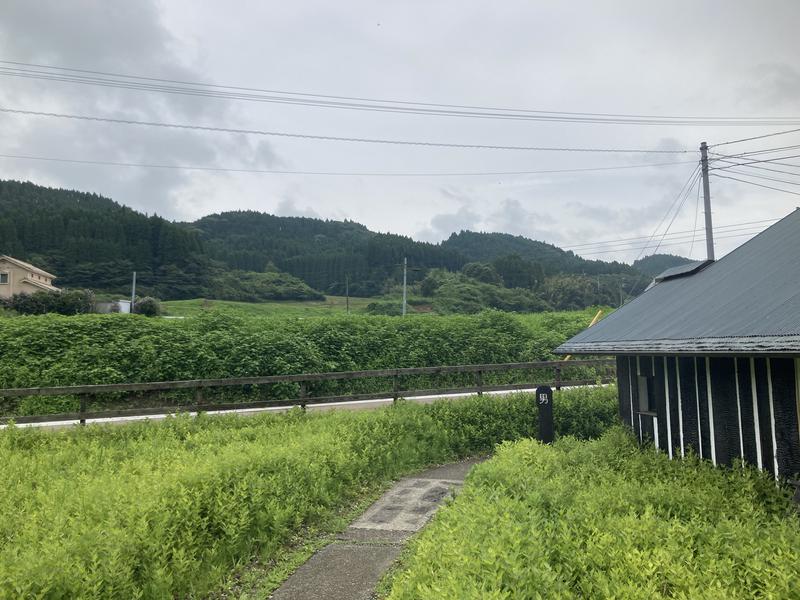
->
556, 209, 800, 355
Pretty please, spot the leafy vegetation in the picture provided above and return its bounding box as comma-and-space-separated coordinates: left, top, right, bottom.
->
442, 230, 635, 276
1, 179, 652, 310
0, 388, 616, 599
0, 289, 96, 315
387, 428, 799, 599
419, 269, 550, 314
0, 180, 322, 301
162, 295, 375, 317
0, 308, 605, 416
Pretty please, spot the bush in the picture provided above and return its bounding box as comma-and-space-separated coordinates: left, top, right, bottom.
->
388, 428, 800, 599
0, 309, 605, 416
133, 296, 162, 317
2, 289, 95, 315
0, 390, 610, 598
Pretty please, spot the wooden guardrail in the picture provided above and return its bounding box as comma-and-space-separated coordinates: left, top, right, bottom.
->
0, 359, 615, 425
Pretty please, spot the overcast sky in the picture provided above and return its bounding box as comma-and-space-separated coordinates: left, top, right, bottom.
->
1, 1, 799, 263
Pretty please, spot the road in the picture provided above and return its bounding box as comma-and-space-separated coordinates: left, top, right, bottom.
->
2, 386, 560, 430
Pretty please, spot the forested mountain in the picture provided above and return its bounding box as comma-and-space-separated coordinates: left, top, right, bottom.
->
0, 181, 321, 300
191, 211, 464, 296
0, 179, 654, 307
442, 231, 636, 276
632, 253, 694, 277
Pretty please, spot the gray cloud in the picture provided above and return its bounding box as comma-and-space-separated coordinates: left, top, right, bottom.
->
417, 206, 481, 241
2, 0, 799, 262
275, 197, 322, 219
0, 0, 280, 218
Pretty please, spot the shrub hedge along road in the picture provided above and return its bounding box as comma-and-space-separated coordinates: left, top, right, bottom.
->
387, 428, 800, 600
0, 387, 617, 599
0, 309, 603, 416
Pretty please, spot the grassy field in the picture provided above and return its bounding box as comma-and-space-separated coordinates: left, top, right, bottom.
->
162, 295, 378, 317
0, 389, 617, 599
385, 429, 799, 599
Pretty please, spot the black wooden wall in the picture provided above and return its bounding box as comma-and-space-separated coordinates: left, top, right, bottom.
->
616, 355, 800, 479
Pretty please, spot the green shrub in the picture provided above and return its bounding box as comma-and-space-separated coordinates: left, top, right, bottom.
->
0, 309, 604, 416
3, 289, 95, 315
0, 388, 614, 599
388, 428, 800, 599
132, 295, 162, 317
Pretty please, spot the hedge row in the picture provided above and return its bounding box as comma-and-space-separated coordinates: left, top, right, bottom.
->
0, 309, 602, 416
0, 387, 615, 599
388, 428, 800, 599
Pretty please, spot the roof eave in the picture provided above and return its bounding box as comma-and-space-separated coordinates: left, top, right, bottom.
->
556, 335, 800, 356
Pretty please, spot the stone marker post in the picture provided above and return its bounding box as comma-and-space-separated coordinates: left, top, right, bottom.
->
536, 385, 554, 444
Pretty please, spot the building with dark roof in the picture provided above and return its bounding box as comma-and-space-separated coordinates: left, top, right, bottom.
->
556, 209, 800, 480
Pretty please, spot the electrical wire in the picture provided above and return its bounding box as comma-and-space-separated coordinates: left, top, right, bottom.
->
709, 128, 800, 147
0, 107, 692, 153
708, 144, 800, 159
2, 60, 800, 126
0, 152, 696, 177
621, 166, 700, 296
568, 225, 767, 252
709, 152, 800, 169
709, 156, 800, 178
578, 229, 766, 256
711, 173, 800, 197
714, 169, 800, 187
561, 218, 777, 250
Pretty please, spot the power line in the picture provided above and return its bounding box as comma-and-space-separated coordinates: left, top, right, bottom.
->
561, 218, 778, 250
708, 144, 800, 160
0, 152, 696, 177
712, 173, 800, 197
0, 107, 692, 153
650, 172, 702, 257
578, 229, 766, 256
2, 60, 800, 126
622, 166, 700, 295
715, 169, 800, 187
710, 127, 800, 147
566, 225, 771, 253
709, 156, 800, 178
709, 152, 800, 169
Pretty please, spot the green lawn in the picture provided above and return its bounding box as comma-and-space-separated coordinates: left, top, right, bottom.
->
162, 295, 377, 317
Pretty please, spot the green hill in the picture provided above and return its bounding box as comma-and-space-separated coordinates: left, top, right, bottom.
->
441, 230, 637, 276
0, 180, 321, 301
632, 253, 693, 277
191, 211, 464, 296
0, 179, 651, 307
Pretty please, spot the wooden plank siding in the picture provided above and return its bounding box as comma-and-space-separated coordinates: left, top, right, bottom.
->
678, 357, 701, 457
620, 353, 800, 481
616, 356, 633, 428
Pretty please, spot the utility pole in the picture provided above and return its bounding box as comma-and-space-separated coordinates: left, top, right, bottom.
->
402, 257, 407, 317
700, 141, 715, 261
130, 271, 137, 313
345, 274, 350, 314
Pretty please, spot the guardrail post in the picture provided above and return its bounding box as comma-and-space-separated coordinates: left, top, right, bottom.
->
476, 370, 483, 396
555, 365, 562, 391
79, 394, 88, 426
299, 382, 307, 412
392, 373, 400, 403
194, 385, 204, 405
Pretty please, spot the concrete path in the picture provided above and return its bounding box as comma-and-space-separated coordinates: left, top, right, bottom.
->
270, 458, 483, 600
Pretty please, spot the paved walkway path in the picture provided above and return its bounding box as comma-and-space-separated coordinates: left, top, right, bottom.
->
271, 458, 483, 600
